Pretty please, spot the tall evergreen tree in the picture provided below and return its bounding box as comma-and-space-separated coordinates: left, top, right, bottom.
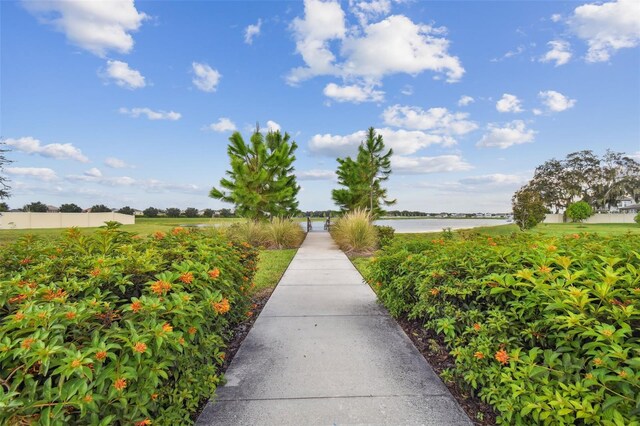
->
332, 127, 395, 218
210, 127, 300, 220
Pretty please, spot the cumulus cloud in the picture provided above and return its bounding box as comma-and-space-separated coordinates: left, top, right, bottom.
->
538, 90, 576, 112
266, 120, 281, 132
103, 60, 145, 89
6, 167, 58, 181
458, 95, 474, 106
392, 155, 473, 174
309, 127, 454, 158
349, 0, 394, 25
382, 105, 478, 137
244, 19, 262, 44
496, 93, 523, 113
118, 107, 181, 120
569, 0, 640, 62
540, 40, 572, 66
84, 167, 102, 177
5, 136, 89, 162
288, 1, 464, 85
296, 169, 336, 180
192, 62, 221, 92
477, 120, 536, 149
22, 0, 147, 57
104, 157, 134, 169
323, 82, 384, 103
209, 117, 237, 132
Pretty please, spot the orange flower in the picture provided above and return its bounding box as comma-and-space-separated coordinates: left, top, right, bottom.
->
572, 233, 580, 239
178, 337, 185, 345
95, 351, 108, 361
150, 280, 171, 295
473, 323, 481, 332
246, 311, 253, 317
179, 272, 194, 284
593, 357, 603, 366
135, 420, 152, 426
539, 265, 552, 274
188, 327, 197, 335
65, 312, 76, 320
21, 338, 35, 349
495, 349, 509, 365
90, 268, 101, 277
9, 294, 27, 303
43, 289, 67, 301
171, 227, 185, 235
219, 353, 226, 361
83, 394, 93, 403
547, 245, 557, 252
19, 257, 32, 265
151, 393, 158, 400
162, 323, 173, 333
618, 370, 628, 378
71, 359, 82, 368
153, 231, 166, 239
14, 312, 25, 321
474, 352, 484, 359
113, 378, 127, 391
430, 288, 440, 296
133, 342, 147, 353
131, 300, 143, 312
208, 268, 220, 279
212, 298, 230, 314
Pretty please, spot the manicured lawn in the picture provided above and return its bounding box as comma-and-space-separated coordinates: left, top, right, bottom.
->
252, 249, 297, 293
464, 222, 640, 238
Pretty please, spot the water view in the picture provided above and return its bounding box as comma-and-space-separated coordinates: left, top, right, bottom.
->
374, 218, 509, 233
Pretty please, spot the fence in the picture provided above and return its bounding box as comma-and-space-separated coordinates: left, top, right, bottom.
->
544, 213, 636, 224
0, 212, 135, 229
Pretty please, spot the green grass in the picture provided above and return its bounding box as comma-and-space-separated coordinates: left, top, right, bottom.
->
252, 249, 297, 293
0, 217, 241, 245
463, 222, 640, 238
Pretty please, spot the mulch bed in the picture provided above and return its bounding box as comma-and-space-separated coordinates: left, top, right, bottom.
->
395, 316, 498, 425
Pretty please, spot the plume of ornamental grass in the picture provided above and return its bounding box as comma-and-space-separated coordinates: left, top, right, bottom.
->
226, 220, 269, 247
266, 218, 305, 249
331, 208, 377, 254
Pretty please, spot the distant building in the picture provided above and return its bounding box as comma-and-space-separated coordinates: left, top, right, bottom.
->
609, 197, 635, 213
47, 205, 60, 213
620, 203, 640, 214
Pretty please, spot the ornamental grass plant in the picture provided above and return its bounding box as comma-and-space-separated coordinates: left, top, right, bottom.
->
265, 217, 305, 249
330, 209, 377, 254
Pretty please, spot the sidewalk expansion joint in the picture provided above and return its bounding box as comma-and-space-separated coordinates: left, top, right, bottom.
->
216, 393, 452, 402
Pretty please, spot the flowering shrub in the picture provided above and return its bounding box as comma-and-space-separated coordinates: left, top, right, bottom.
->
366, 232, 640, 425
0, 223, 257, 425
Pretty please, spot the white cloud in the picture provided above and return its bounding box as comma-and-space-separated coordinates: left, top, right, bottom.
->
118, 107, 181, 120
533, 108, 543, 116
84, 167, 102, 177
540, 40, 572, 66
477, 120, 536, 149
296, 169, 336, 180
551, 13, 562, 22
458, 95, 474, 106
288, 1, 464, 85
349, 0, 393, 25
392, 155, 473, 174
569, 0, 640, 62
496, 93, 523, 113
458, 174, 527, 186
103, 60, 145, 89
244, 19, 262, 44
382, 105, 478, 137
5, 136, 89, 162
6, 167, 58, 181
209, 117, 237, 132
538, 90, 576, 112
323, 82, 384, 103
104, 157, 134, 169
22, 0, 147, 57
192, 62, 221, 92
491, 45, 526, 62
266, 120, 281, 132
309, 127, 454, 158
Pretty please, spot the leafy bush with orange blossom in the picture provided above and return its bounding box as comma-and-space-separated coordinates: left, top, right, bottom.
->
366, 231, 640, 425
0, 222, 258, 425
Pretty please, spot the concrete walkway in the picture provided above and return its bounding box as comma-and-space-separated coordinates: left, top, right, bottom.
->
197, 232, 472, 425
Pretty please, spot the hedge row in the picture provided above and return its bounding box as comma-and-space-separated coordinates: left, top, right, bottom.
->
0, 223, 257, 425
366, 232, 640, 425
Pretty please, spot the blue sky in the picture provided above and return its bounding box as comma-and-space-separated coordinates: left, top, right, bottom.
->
2, 0, 639, 213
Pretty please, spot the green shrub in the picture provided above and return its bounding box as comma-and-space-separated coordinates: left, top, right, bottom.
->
635, 212, 640, 225
330, 209, 376, 254
366, 232, 640, 425
374, 225, 395, 248
265, 218, 305, 249
566, 201, 593, 222
0, 223, 257, 425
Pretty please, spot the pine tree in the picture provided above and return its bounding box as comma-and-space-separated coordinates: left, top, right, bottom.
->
1, 142, 11, 200
210, 128, 300, 220
332, 127, 395, 218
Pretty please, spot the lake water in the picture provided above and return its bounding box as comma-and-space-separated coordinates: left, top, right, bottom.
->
373, 218, 509, 233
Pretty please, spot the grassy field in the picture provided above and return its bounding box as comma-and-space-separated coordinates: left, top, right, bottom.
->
252, 249, 297, 293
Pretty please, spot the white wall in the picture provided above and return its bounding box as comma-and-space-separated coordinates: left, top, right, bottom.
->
0, 212, 135, 229
544, 213, 636, 224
